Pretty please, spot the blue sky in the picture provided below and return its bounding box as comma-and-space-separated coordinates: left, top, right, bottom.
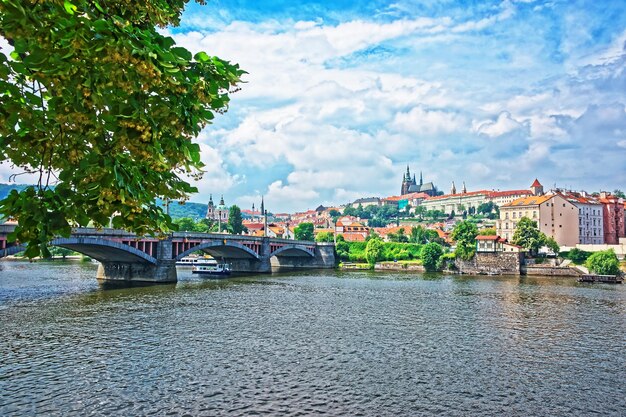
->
3, 0, 625, 213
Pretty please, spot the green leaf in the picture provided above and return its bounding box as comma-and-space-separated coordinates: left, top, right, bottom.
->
63, 1, 78, 15
194, 51, 210, 62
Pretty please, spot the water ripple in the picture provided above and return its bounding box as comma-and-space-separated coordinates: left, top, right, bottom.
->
0, 263, 624, 416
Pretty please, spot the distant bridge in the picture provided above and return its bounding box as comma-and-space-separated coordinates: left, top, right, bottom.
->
0, 225, 335, 283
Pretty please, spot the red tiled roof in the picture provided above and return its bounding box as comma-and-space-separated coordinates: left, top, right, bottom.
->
243, 223, 264, 230
531, 179, 542, 187
488, 190, 532, 198
476, 235, 500, 241
384, 192, 430, 202
342, 233, 367, 242
425, 190, 490, 201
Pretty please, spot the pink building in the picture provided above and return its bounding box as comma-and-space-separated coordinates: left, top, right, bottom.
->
599, 192, 625, 244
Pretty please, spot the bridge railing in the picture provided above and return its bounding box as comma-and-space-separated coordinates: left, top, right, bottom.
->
0, 223, 332, 247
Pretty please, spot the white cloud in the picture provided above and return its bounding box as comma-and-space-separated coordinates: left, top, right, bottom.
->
393, 106, 467, 135
474, 111, 528, 137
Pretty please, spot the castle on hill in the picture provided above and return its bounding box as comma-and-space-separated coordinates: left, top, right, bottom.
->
400, 165, 439, 197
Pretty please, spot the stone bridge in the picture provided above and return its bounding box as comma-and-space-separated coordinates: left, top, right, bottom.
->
0, 225, 336, 283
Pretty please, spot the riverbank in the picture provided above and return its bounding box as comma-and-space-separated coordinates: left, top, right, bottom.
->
340, 261, 425, 272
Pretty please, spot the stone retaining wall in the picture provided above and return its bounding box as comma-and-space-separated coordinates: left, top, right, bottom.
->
522, 266, 582, 277
375, 263, 425, 272
455, 252, 522, 275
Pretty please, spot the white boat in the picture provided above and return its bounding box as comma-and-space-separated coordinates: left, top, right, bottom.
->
191, 263, 231, 276
176, 256, 218, 266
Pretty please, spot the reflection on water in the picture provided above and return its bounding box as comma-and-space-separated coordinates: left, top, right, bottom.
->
1, 261, 624, 416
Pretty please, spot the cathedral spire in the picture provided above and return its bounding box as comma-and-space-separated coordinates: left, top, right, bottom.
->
219, 195, 225, 206
462, 182, 467, 194
420, 171, 423, 186
405, 165, 411, 181
260, 196, 265, 214
451, 181, 456, 195
208, 194, 214, 206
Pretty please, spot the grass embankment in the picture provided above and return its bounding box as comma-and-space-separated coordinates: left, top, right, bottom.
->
341, 241, 423, 263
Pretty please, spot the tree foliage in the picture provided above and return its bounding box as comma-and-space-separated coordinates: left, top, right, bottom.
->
294, 222, 314, 241
563, 248, 591, 264
544, 236, 560, 255
451, 220, 478, 260
512, 217, 545, 253
421, 242, 443, 271
585, 249, 620, 275
228, 205, 244, 235
315, 231, 334, 242
365, 237, 383, 266
0, 0, 244, 257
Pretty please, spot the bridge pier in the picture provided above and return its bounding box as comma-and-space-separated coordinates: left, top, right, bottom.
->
96, 260, 177, 284
96, 240, 177, 284
270, 243, 336, 270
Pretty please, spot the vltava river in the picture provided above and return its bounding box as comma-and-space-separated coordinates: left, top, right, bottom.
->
0, 261, 624, 416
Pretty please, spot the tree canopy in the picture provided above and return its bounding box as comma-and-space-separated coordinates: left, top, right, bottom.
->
315, 231, 334, 242
0, 0, 244, 257
228, 205, 244, 235
421, 242, 443, 271
365, 237, 383, 266
585, 249, 620, 275
512, 217, 546, 253
451, 220, 478, 260
294, 222, 314, 241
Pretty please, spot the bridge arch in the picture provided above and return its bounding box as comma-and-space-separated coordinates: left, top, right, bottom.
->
176, 241, 260, 261
1, 244, 26, 258
270, 244, 315, 258
50, 237, 157, 264
0, 238, 157, 263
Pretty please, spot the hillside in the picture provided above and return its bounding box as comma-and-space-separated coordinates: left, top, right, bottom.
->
0, 185, 207, 220
0, 183, 29, 200
155, 199, 208, 220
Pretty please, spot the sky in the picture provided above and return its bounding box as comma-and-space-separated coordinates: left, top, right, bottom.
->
2, 0, 626, 213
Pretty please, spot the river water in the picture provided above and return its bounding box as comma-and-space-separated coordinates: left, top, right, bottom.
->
0, 260, 624, 416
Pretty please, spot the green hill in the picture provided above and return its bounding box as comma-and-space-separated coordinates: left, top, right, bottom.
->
155, 199, 207, 220
0, 186, 207, 221
0, 183, 29, 200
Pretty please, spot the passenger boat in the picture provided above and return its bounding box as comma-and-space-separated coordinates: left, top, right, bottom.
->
176, 256, 217, 266
191, 263, 231, 276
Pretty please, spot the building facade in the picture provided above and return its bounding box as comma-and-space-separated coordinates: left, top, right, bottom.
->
400, 166, 438, 197
421, 190, 490, 214
497, 193, 579, 246
206, 195, 229, 222
558, 191, 604, 244
599, 192, 626, 244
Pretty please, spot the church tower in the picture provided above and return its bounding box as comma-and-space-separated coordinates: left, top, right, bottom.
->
451, 181, 457, 195
401, 165, 412, 195
206, 194, 214, 219
530, 179, 544, 196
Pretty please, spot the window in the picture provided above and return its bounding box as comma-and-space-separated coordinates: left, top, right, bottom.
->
512, 212, 516, 219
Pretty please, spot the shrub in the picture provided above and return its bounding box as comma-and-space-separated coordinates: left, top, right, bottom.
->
585, 250, 620, 275
421, 242, 444, 272
564, 248, 592, 264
